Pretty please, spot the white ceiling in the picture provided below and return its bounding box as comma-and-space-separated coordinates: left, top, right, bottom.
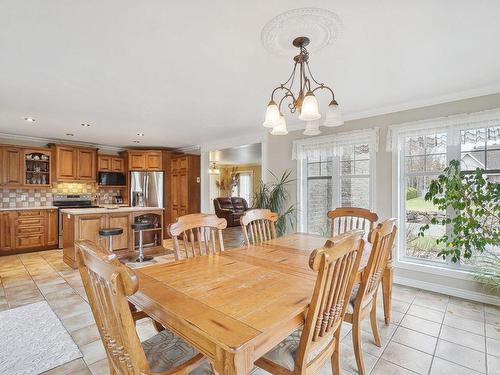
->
1, 0, 500, 148
209, 143, 261, 165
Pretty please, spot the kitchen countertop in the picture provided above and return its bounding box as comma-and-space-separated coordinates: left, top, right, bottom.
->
60, 206, 164, 215
0, 206, 57, 211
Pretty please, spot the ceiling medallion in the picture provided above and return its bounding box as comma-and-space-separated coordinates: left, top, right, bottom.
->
262, 36, 344, 136
261, 8, 343, 57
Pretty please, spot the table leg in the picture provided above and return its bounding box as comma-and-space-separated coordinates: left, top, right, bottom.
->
382, 264, 393, 325
214, 346, 254, 375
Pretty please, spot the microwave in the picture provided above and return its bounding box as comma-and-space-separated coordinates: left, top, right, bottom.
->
98, 172, 126, 186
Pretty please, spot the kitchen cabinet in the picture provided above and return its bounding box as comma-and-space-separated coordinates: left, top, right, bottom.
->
126, 150, 162, 171
108, 213, 131, 250
24, 149, 51, 186
77, 148, 97, 180
0, 209, 58, 255
98, 155, 125, 172
50, 144, 97, 182
2, 147, 23, 186
170, 155, 200, 223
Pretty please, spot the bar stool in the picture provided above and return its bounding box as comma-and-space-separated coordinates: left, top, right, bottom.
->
98, 227, 123, 253
131, 222, 154, 262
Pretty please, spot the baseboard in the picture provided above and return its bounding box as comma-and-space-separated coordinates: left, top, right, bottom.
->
394, 275, 500, 306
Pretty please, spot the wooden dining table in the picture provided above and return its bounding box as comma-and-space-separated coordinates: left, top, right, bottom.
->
128, 233, 392, 375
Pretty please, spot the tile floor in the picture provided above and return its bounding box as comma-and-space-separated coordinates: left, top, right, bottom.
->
0, 227, 499, 375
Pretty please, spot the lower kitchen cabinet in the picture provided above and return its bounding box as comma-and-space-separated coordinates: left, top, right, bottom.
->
0, 209, 58, 255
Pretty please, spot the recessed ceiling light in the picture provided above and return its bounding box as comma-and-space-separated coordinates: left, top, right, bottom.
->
133, 140, 140, 143
24, 117, 35, 122
81, 123, 91, 127
66, 133, 74, 137
136, 132, 144, 137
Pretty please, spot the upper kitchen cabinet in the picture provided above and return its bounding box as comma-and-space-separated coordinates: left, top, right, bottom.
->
50, 144, 97, 182
124, 150, 162, 171
98, 155, 125, 172
0, 146, 52, 187
1, 147, 23, 186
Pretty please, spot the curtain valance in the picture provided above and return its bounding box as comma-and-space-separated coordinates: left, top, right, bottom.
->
386, 108, 500, 152
292, 128, 379, 160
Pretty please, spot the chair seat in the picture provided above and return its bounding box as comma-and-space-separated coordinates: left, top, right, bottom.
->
346, 284, 372, 314
142, 329, 212, 374
99, 227, 123, 236
261, 329, 334, 371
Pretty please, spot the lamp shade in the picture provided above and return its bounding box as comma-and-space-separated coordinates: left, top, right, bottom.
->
324, 100, 344, 127
263, 100, 280, 128
303, 121, 321, 136
270, 114, 288, 135
298, 91, 321, 121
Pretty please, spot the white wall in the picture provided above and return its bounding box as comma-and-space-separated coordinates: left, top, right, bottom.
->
264, 92, 500, 304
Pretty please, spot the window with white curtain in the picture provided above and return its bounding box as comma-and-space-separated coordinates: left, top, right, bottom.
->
389, 108, 500, 270
232, 171, 253, 205
294, 129, 378, 235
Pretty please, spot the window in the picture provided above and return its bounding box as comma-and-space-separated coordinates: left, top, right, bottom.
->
232, 171, 253, 205
295, 129, 378, 235
392, 110, 500, 270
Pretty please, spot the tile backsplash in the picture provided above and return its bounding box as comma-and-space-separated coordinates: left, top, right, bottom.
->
0, 183, 124, 208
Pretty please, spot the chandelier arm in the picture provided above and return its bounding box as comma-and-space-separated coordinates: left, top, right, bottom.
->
281, 62, 298, 88
278, 93, 295, 113
311, 85, 336, 101
305, 61, 327, 87
271, 86, 297, 104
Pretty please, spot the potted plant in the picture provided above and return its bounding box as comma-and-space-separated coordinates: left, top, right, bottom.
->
418, 160, 500, 290
253, 170, 295, 236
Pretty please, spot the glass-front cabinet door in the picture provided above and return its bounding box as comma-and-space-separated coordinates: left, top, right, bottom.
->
24, 150, 51, 186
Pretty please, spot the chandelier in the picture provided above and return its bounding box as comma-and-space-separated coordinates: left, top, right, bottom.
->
263, 37, 343, 136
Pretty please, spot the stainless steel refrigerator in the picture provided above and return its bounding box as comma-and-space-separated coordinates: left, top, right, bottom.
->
130, 171, 164, 208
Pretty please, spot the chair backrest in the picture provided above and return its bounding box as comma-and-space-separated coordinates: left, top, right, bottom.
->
168, 213, 227, 260
327, 207, 378, 238
76, 240, 150, 375
356, 219, 397, 308
295, 230, 365, 370
240, 209, 278, 246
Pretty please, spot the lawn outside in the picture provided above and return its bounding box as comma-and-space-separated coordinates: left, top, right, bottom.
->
406, 196, 441, 212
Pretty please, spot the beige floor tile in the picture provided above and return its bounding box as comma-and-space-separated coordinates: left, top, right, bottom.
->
488, 355, 500, 375
413, 290, 449, 312
53, 301, 92, 320
391, 285, 418, 304
371, 358, 419, 375
71, 324, 101, 347
447, 303, 485, 322
87, 358, 109, 375
430, 357, 483, 375
41, 358, 90, 375
80, 339, 107, 366
400, 314, 442, 337
487, 337, 500, 358
62, 311, 96, 332
360, 320, 397, 340
391, 298, 412, 314
381, 341, 433, 375
392, 326, 438, 355
439, 324, 485, 352
407, 304, 445, 323
341, 328, 388, 358
443, 313, 485, 335
435, 339, 486, 373
339, 343, 378, 374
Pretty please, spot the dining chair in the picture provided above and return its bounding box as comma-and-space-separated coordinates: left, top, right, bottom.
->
168, 213, 227, 260
327, 207, 378, 238
343, 219, 397, 375
76, 240, 209, 375
255, 230, 365, 375
240, 208, 278, 246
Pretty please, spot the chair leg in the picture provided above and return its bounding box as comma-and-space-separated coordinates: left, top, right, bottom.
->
352, 315, 366, 375
331, 331, 341, 375
370, 298, 382, 347
382, 266, 393, 325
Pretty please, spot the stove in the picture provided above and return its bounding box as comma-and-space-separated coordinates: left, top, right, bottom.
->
53, 194, 100, 248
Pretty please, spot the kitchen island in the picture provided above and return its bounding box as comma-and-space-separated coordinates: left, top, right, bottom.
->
61, 206, 164, 268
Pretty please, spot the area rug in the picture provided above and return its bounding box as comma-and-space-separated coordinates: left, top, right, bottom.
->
0, 301, 82, 375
